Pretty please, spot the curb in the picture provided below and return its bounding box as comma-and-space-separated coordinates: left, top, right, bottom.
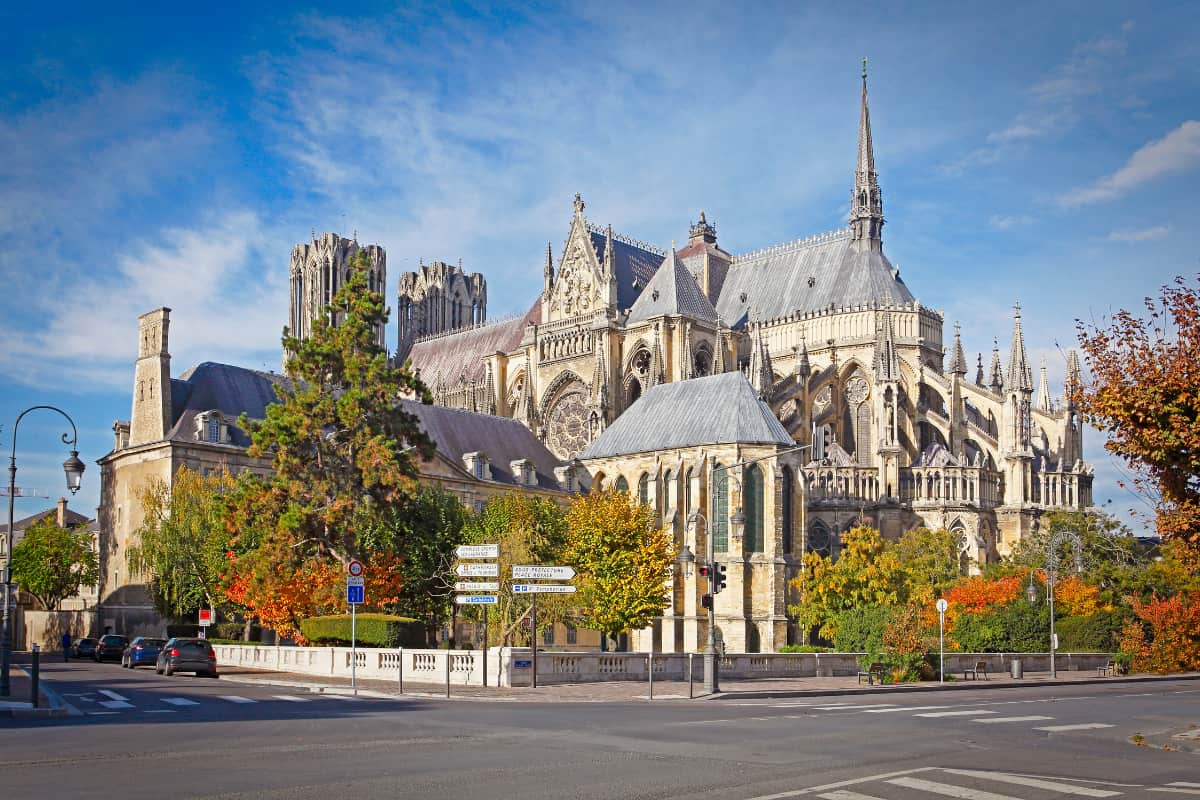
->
710, 672, 1200, 701
216, 673, 408, 701
0, 667, 77, 718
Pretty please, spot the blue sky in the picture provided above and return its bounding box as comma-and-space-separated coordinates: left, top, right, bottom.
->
2, 2, 1197, 530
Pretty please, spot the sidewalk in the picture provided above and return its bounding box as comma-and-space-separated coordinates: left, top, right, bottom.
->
0, 665, 65, 718
215, 664, 1200, 703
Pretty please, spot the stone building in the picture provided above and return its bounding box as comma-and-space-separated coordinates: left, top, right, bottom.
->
395, 260, 488, 363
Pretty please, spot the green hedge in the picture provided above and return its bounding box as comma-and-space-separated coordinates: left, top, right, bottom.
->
953, 602, 1050, 652
1055, 609, 1130, 652
777, 644, 833, 653
832, 606, 895, 654
166, 622, 266, 641
299, 614, 425, 648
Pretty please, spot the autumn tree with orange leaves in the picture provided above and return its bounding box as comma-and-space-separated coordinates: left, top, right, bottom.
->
1076, 276, 1200, 569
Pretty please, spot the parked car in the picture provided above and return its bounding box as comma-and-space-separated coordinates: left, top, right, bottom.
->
156, 638, 218, 678
95, 634, 129, 663
122, 637, 167, 669
71, 637, 98, 659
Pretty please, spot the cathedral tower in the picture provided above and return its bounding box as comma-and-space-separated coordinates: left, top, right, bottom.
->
129, 307, 172, 447
288, 232, 387, 368
849, 59, 884, 250
396, 259, 487, 363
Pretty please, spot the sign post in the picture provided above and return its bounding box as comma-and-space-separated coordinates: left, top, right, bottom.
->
453, 545, 499, 690
198, 607, 213, 639
347, 562, 365, 696
935, 598, 948, 684
511, 566, 577, 689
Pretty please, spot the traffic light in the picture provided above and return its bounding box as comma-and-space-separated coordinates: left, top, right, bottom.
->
714, 563, 728, 594
701, 593, 714, 610
698, 564, 712, 581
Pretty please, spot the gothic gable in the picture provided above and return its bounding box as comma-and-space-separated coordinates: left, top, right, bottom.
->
546, 206, 607, 323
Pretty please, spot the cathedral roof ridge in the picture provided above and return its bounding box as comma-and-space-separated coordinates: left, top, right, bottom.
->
732, 227, 850, 264
585, 222, 666, 256
411, 310, 526, 346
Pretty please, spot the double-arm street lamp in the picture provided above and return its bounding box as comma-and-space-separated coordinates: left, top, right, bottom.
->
1026, 528, 1083, 679
1, 406, 85, 697
686, 443, 811, 696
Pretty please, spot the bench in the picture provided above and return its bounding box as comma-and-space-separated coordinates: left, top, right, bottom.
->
1097, 660, 1117, 676
857, 662, 884, 685
963, 660, 989, 680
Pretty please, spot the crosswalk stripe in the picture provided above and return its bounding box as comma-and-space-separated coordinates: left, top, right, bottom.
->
970, 716, 1055, 724
218, 695, 257, 704
323, 694, 363, 701
143, 710, 176, 714
863, 706, 948, 713
1166, 785, 1200, 789
272, 694, 312, 702
162, 697, 200, 706
98, 690, 130, 702
87, 711, 119, 716
1033, 723, 1115, 732
886, 776, 1024, 800
914, 710, 995, 718
818, 790, 889, 800
98, 700, 134, 709
1148, 789, 1200, 795
814, 704, 895, 711
940, 769, 1122, 797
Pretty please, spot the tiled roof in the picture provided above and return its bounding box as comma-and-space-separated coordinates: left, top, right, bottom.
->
0, 506, 91, 535
626, 247, 718, 326
400, 400, 564, 491
588, 230, 665, 311
406, 300, 540, 386
168, 362, 292, 447
715, 230, 915, 327
580, 372, 793, 459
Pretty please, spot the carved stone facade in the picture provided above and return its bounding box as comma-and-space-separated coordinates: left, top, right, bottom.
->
396, 260, 487, 363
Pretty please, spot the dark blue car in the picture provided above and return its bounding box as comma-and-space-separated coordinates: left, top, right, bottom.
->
121, 637, 166, 669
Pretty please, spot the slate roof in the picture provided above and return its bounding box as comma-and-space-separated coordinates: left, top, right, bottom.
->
399, 400, 564, 491
0, 506, 91, 538
626, 247, 718, 326
406, 300, 540, 386
714, 230, 915, 327
167, 362, 292, 448
580, 372, 793, 459
588, 229, 665, 311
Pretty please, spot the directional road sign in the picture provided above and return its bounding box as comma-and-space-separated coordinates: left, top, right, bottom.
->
512, 584, 578, 594
455, 563, 499, 577
347, 575, 365, 587
511, 565, 576, 580
454, 581, 500, 592
347, 584, 365, 605
455, 594, 499, 605
455, 544, 499, 559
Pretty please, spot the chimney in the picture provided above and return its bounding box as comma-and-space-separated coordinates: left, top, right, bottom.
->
57, 497, 68, 527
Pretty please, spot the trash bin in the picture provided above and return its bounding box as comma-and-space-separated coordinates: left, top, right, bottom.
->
1010, 659, 1023, 679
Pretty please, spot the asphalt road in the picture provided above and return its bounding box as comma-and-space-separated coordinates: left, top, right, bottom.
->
1, 659, 1196, 799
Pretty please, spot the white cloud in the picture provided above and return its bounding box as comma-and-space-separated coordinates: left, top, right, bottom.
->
1106, 225, 1170, 242
988, 214, 1035, 230
1059, 121, 1200, 206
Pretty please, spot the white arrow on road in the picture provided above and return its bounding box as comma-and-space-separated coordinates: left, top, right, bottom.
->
511, 565, 576, 580
455, 563, 499, 577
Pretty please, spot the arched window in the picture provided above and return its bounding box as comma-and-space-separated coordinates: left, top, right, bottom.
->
637, 473, 650, 506
744, 464, 764, 553
664, 469, 675, 509
627, 378, 642, 406
615, 476, 629, 494
808, 520, 833, 560
684, 467, 693, 514
207, 416, 220, 444
781, 466, 794, 554
713, 465, 729, 551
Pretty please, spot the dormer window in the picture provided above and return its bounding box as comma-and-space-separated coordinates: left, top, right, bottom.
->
509, 458, 537, 487
463, 451, 491, 481
207, 417, 220, 443
194, 411, 230, 444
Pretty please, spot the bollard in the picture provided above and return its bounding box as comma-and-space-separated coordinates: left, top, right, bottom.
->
445, 649, 451, 699
30, 644, 40, 708
688, 653, 694, 700
648, 653, 654, 702
397, 647, 404, 696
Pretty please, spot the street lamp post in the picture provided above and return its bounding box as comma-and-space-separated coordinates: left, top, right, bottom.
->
1044, 529, 1083, 679
2, 406, 85, 697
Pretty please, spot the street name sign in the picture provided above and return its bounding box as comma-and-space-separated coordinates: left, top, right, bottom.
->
454, 581, 500, 592
511, 565, 576, 580
455, 594, 499, 605
347, 584, 365, 605
455, 544, 499, 559
455, 563, 499, 577
512, 584, 578, 594
347, 576, 365, 587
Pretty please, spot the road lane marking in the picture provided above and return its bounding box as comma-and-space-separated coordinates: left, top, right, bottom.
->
1149, 790, 1200, 796
162, 697, 200, 706
323, 694, 363, 701
86, 711, 119, 716
863, 706, 949, 713
1166, 785, 1200, 789
98, 700, 134, 709
1033, 723, 1115, 732
940, 769, 1122, 797
271, 695, 312, 702
742, 767, 936, 800
886, 776, 1024, 800
914, 710, 996, 718
143, 710, 175, 714
814, 704, 895, 711
218, 695, 258, 704
818, 791, 888, 800
98, 690, 130, 702
970, 716, 1055, 724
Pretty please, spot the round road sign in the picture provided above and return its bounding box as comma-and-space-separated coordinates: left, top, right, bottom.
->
348, 559, 365, 577
935, 598, 948, 614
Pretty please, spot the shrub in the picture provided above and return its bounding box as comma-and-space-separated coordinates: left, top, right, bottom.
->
1119, 591, 1200, 674
952, 602, 1050, 653
832, 606, 894, 654
299, 614, 425, 648
1055, 609, 1131, 652
777, 644, 833, 653
880, 603, 934, 682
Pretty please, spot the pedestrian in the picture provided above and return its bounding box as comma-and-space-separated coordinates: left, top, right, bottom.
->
62, 631, 71, 661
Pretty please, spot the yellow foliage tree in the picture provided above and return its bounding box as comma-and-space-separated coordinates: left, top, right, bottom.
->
788, 526, 903, 641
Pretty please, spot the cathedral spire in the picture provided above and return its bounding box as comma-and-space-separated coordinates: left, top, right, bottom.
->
1007, 303, 1033, 392
649, 325, 665, 388
976, 353, 985, 386
1064, 349, 1082, 407
794, 329, 810, 380
989, 338, 1004, 394
949, 322, 967, 377
873, 310, 899, 382
749, 322, 774, 401
543, 241, 554, 292
849, 58, 884, 249
1037, 354, 1052, 412
713, 321, 727, 374
604, 224, 615, 276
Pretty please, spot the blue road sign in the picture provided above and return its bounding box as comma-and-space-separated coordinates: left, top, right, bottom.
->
347, 584, 364, 605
